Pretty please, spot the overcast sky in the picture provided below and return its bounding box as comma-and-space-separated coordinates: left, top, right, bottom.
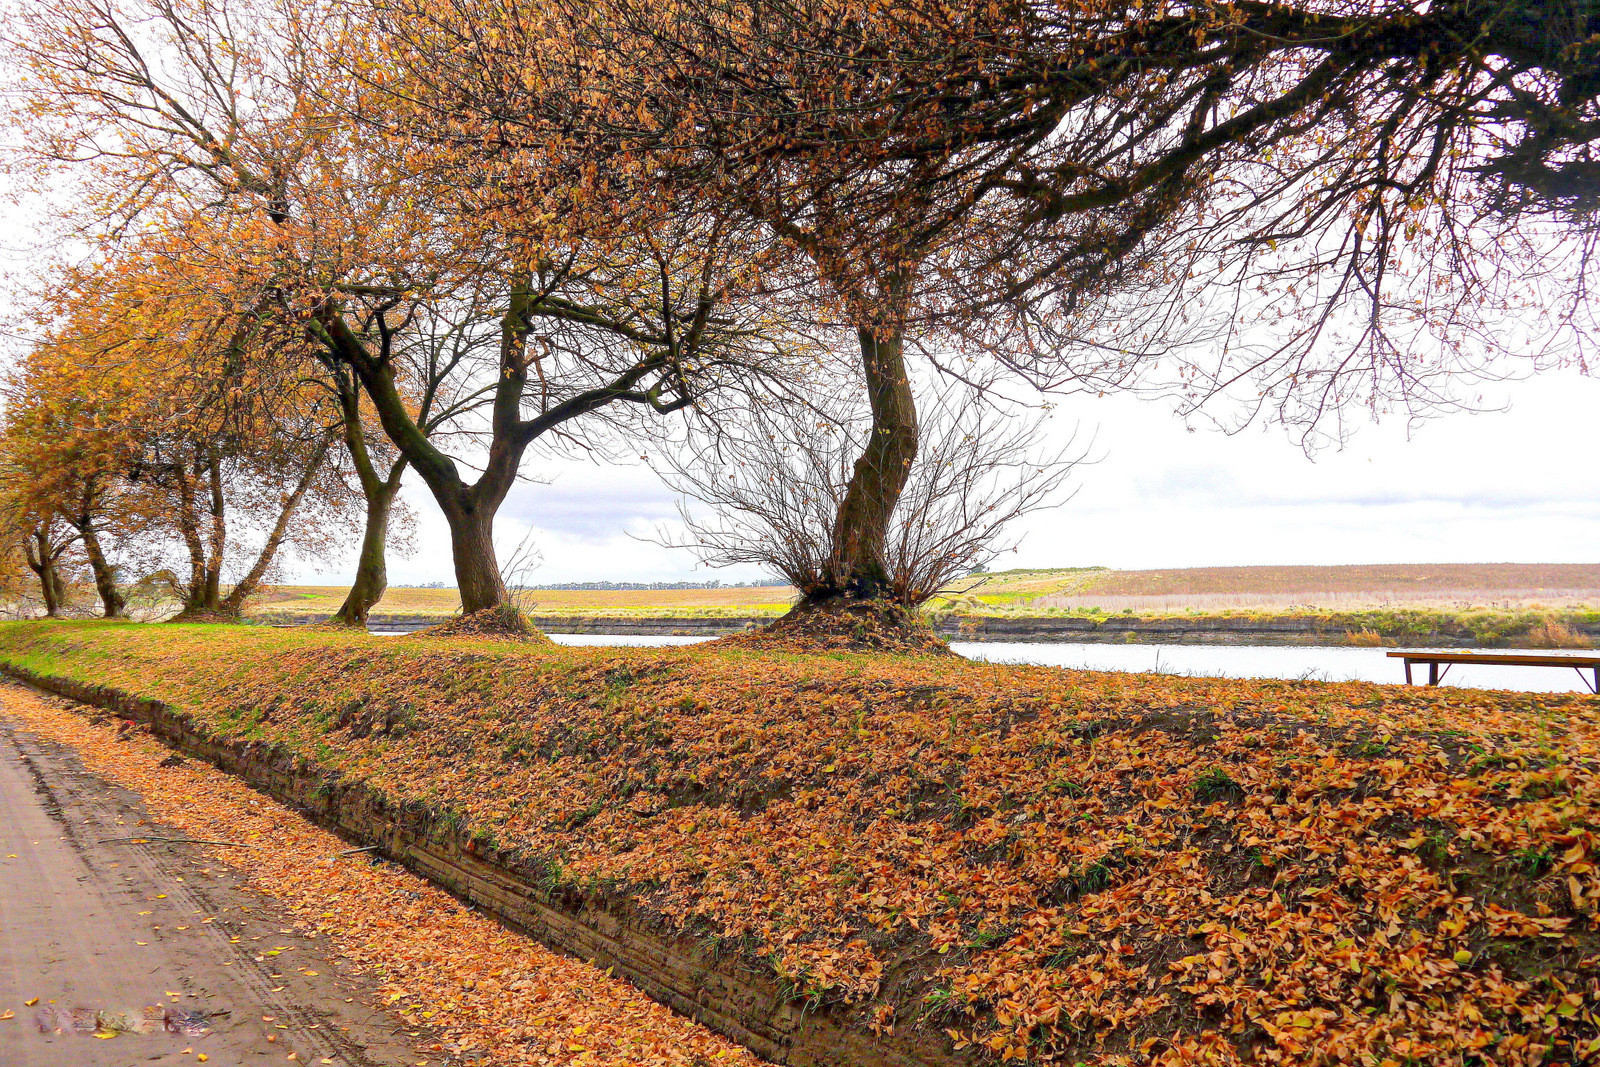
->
290, 365, 1599, 587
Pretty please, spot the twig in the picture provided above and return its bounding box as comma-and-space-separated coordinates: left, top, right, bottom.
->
334, 845, 380, 857
100, 836, 257, 849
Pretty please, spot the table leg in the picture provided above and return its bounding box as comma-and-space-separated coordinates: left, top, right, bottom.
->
1404, 660, 1413, 685
1428, 662, 1440, 686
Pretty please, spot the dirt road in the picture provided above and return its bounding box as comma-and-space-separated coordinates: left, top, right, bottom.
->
0, 715, 425, 1067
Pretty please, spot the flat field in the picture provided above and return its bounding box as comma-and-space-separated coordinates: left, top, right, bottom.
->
956, 562, 1600, 613
3, 620, 1598, 1066
248, 562, 1600, 621
249, 584, 798, 618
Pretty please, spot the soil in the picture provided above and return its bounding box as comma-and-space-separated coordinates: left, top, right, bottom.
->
709, 598, 956, 655
0, 714, 427, 1066
412, 607, 550, 642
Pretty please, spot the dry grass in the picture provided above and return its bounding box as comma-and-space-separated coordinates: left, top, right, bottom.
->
1034, 589, 1600, 614
1526, 617, 1596, 649
1065, 562, 1600, 597
945, 564, 1600, 614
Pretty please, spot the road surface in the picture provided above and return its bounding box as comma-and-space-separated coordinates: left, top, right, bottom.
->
0, 712, 425, 1066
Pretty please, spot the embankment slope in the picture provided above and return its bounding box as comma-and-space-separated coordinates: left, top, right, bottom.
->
2, 621, 1598, 1066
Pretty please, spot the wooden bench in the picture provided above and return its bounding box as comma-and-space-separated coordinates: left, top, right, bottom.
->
1388, 650, 1600, 693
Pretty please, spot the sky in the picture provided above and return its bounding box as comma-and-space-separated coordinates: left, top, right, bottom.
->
292, 365, 1600, 587
3, 132, 1593, 591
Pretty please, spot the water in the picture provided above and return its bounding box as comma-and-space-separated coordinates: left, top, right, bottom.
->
547, 633, 711, 648
540, 632, 1597, 694
952, 642, 1597, 694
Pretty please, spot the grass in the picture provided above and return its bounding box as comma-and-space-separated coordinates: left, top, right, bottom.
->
3, 620, 1599, 1065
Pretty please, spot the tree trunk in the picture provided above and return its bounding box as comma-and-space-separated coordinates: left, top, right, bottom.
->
218, 438, 333, 617
202, 445, 227, 610
328, 475, 400, 627
327, 369, 407, 628
49, 566, 68, 613
76, 519, 126, 618
333, 310, 523, 618
172, 462, 213, 614
25, 531, 61, 618
826, 323, 919, 601
441, 493, 508, 615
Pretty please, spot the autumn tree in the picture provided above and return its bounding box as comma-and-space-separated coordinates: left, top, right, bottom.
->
0, 429, 118, 618
658, 375, 1079, 646
0, 298, 167, 618
1, 0, 435, 625
0, 490, 78, 618
4, 0, 817, 631
381, 0, 1600, 636
13, 248, 363, 621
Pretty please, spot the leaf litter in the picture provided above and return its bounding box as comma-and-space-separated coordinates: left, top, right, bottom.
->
0, 681, 759, 1067
4, 622, 1600, 1064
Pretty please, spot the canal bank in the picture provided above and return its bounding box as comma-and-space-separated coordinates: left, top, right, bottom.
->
252, 609, 1600, 647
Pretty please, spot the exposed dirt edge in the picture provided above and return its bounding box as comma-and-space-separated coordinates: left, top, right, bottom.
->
0, 663, 969, 1067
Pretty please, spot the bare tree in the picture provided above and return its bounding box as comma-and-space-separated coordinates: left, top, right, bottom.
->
658, 379, 1080, 625
498, 526, 545, 618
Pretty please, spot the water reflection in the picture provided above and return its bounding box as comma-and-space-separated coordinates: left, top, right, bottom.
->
537, 632, 1596, 694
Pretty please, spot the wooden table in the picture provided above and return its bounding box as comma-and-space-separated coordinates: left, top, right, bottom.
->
1388, 650, 1600, 693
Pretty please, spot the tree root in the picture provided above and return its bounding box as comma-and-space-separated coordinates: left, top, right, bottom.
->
710, 598, 955, 656
412, 606, 551, 642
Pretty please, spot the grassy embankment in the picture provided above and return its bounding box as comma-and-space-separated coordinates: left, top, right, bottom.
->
251, 563, 1600, 645
4, 620, 1600, 1065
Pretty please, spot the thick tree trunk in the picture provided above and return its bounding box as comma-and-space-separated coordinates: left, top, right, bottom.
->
826, 324, 919, 601
76, 519, 126, 618
334, 312, 523, 619
441, 494, 509, 615
50, 567, 67, 613
328, 477, 400, 627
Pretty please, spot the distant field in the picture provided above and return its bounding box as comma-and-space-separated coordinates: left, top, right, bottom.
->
1029, 562, 1600, 614
249, 584, 799, 617
250, 563, 1600, 619
1071, 562, 1600, 596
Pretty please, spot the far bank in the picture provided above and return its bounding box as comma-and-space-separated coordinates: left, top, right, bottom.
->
252, 607, 1600, 649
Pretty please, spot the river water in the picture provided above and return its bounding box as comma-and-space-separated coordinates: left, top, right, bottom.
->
542, 633, 1599, 694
